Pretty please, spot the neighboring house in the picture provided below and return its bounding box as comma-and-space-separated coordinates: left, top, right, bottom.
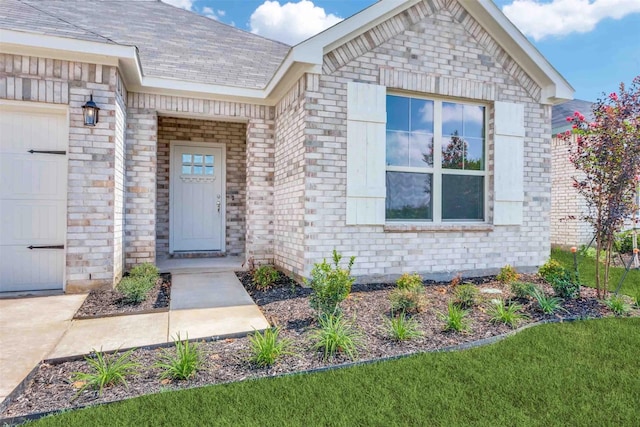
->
0, 0, 573, 294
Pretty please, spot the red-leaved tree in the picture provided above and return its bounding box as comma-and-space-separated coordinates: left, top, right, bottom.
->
558, 76, 640, 298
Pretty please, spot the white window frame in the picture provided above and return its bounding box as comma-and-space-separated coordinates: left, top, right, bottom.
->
385, 93, 489, 224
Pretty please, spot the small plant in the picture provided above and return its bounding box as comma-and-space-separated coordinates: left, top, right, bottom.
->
487, 300, 526, 328
603, 295, 632, 316
72, 348, 140, 396
510, 282, 537, 300
548, 272, 580, 299
384, 312, 422, 341
155, 334, 201, 380
117, 276, 154, 304
496, 264, 519, 284
248, 327, 292, 367
129, 262, 160, 280
438, 301, 471, 333
389, 288, 425, 313
531, 288, 566, 315
252, 265, 280, 290
538, 259, 565, 282
310, 314, 363, 360
453, 284, 478, 308
307, 250, 355, 317
396, 272, 423, 291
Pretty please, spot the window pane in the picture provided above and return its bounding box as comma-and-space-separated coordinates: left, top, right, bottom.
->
205, 155, 214, 165
193, 154, 203, 164
193, 165, 203, 175
463, 105, 485, 138
465, 137, 484, 170
441, 135, 466, 170
182, 154, 191, 164
442, 175, 484, 221
410, 99, 434, 133
386, 172, 433, 220
409, 132, 433, 167
182, 165, 191, 174
387, 95, 409, 131
442, 102, 463, 136
205, 166, 214, 175
386, 130, 409, 167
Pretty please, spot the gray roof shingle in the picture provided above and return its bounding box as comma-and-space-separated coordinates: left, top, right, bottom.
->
552, 99, 594, 134
1, 0, 291, 89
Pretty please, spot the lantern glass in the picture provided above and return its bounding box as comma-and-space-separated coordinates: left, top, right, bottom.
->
82, 95, 100, 126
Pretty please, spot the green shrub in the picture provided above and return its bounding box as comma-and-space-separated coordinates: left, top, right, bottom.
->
310, 314, 363, 360
117, 276, 154, 304
487, 300, 526, 328
582, 246, 607, 262
614, 231, 634, 254
155, 334, 201, 380
72, 348, 140, 396
252, 265, 279, 290
453, 284, 478, 308
538, 259, 565, 282
510, 282, 537, 300
496, 264, 519, 284
384, 312, 422, 341
438, 301, 471, 333
396, 273, 423, 291
604, 295, 632, 316
531, 288, 566, 315
248, 327, 292, 367
548, 272, 580, 299
129, 262, 160, 279
307, 250, 355, 317
389, 288, 425, 314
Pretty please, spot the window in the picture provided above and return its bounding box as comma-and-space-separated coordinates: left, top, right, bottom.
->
181, 153, 214, 176
385, 95, 486, 222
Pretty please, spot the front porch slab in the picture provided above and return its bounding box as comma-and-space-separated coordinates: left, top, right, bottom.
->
169, 305, 269, 340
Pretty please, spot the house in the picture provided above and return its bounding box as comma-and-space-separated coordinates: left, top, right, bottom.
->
0, 0, 573, 294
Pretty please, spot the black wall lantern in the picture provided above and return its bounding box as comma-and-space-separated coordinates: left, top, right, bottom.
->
82, 94, 100, 126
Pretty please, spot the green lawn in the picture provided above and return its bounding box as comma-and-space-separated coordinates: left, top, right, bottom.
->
33, 318, 640, 427
551, 248, 640, 297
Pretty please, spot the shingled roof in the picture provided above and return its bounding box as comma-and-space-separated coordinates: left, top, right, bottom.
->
0, 0, 291, 89
552, 99, 595, 134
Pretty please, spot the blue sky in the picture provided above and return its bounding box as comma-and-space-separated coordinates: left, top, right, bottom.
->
164, 0, 640, 101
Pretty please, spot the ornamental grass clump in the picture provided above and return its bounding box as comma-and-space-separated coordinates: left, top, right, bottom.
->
307, 250, 355, 318
155, 334, 202, 381
384, 312, 422, 341
72, 348, 140, 396
487, 299, 526, 328
604, 295, 632, 316
438, 301, 471, 333
310, 314, 363, 361
248, 327, 292, 367
531, 288, 566, 315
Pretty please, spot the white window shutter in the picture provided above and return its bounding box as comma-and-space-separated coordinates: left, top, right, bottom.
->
494, 101, 525, 225
346, 82, 386, 225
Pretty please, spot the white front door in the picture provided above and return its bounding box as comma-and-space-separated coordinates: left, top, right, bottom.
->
170, 143, 225, 252
0, 103, 67, 292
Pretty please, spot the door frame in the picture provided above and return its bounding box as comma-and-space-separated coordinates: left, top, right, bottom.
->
0, 99, 69, 293
169, 141, 226, 254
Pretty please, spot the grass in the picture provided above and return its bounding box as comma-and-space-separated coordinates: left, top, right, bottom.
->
34, 318, 640, 426
551, 248, 640, 297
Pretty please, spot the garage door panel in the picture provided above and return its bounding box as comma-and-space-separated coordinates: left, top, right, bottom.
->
0, 103, 67, 293
0, 200, 66, 244
0, 246, 63, 292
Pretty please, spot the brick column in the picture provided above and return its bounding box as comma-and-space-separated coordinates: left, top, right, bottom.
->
245, 117, 275, 263
124, 108, 157, 268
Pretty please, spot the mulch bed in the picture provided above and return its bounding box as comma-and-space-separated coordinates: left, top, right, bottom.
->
2, 272, 637, 421
73, 274, 171, 319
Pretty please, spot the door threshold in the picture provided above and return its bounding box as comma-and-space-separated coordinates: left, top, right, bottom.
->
169, 251, 226, 259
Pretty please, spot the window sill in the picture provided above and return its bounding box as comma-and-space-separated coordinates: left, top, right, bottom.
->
383, 223, 494, 233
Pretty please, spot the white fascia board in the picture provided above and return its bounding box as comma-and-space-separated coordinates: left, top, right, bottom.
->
466, 0, 574, 104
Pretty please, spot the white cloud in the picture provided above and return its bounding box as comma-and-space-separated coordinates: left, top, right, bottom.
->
249, 0, 343, 45
502, 0, 640, 41
161, 0, 194, 10
202, 6, 225, 20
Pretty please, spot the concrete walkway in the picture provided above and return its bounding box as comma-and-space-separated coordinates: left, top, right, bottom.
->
0, 268, 269, 406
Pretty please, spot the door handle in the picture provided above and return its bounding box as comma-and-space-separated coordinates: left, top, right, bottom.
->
216, 195, 221, 213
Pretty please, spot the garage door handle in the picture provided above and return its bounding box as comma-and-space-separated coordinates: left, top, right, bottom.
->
28, 150, 66, 155
27, 245, 64, 250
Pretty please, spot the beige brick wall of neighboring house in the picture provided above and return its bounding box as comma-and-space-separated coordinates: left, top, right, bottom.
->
0, 54, 123, 292
156, 117, 247, 259
551, 135, 593, 247
294, 0, 552, 280
273, 76, 308, 277
125, 93, 275, 266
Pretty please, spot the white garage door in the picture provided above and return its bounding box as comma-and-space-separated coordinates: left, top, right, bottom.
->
0, 103, 68, 292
